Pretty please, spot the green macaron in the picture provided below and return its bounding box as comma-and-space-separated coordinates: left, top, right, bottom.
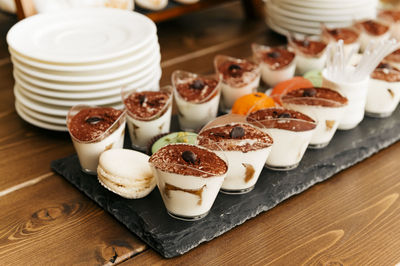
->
151, 132, 198, 154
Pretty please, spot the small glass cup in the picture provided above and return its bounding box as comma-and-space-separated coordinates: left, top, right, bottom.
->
66, 105, 127, 175
281, 88, 348, 149
198, 114, 273, 194
149, 143, 228, 221
321, 25, 361, 58
122, 85, 173, 151
322, 68, 369, 130
251, 43, 296, 87
214, 55, 261, 113
247, 107, 316, 171
172, 70, 222, 132
287, 34, 328, 75
355, 19, 391, 52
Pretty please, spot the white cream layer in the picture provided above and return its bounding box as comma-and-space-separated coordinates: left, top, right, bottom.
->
260, 61, 296, 87
366, 78, 400, 116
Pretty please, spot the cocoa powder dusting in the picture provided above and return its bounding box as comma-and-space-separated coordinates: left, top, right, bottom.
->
68, 107, 123, 142
261, 48, 295, 70
217, 59, 259, 87
282, 87, 348, 107
328, 28, 359, 44
385, 49, 400, 63
293, 40, 327, 56
149, 144, 227, 177
176, 77, 218, 103
360, 20, 389, 36
124, 91, 170, 120
371, 64, 400, 82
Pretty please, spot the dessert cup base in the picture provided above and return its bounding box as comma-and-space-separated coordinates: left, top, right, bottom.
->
338, 122, 360, 130
265, 163, 299, 171
220, 186, 254, 195
365, 111, 393, 118
167, 211, 209, 221
81, 167, 97, 175
131, 143, 147, 152
308, 142, 329, 149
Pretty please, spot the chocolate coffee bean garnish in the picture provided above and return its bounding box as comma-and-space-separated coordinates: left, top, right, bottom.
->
272, 110, 279, 116
182, 150, 197, 164
191, 79, 205, 90
85, 116, 103, 125
377, 63, 391, 69
139, 95, 146, 105
278, 112, 291, 119
302, 88, 317, 97
228, 64, 242, 72
230, 126, 245, 139
267, 51, 281, 58
330, 29, 339, 35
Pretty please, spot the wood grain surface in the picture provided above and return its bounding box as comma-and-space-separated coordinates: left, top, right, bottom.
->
0, 2, 399, 265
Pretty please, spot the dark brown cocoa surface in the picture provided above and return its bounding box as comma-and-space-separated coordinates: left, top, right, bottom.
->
282, 87, 348, 107
124, 91, 170, 120
260, 47, 295, 70
176, 77, 219, 103
385, 49, 400, 63
359, 20, 389, 36
247, 108, 316, 132
198, 123, 273, 152
327, 28, 359, 44
371, 63, 400, 82
68, 107, 123, 142
217, 59, 259, 87
292, 40, 326, 56
149, 144, 227, 177
380, 10, 400, 22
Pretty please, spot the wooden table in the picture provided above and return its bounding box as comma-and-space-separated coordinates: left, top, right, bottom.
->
1, 2, 400, 265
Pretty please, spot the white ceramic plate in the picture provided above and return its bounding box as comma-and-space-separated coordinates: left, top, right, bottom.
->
13, 64, 161, 91
277, 0, 374, 9
11, 50, 161, 82
8, 36, 159, 72
16, 83, 122, 106
16, 100, 66, 124
7, 8, 157, 63
267, 16, 320, 35
15, 101, 68, 131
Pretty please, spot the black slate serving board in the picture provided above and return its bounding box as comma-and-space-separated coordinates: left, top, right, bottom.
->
51, 109, 400, 258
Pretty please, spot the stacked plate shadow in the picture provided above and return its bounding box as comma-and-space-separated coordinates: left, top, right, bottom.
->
265, 0, 378, 36
7, 8, 161, 131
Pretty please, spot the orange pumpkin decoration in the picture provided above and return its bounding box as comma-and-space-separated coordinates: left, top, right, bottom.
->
270, 77, 313, 105
231, 92, 275, 115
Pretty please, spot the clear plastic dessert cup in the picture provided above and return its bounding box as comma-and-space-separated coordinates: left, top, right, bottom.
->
366, 68, 400, 117
67, 105, 127, 175
247, 108, 316, 171
149, 143, 228, 221
172, 70, 222, 132
321, 25, 361, 57
198, 114, 273, 194
214, 55, 261, 113
322, 69, 369, 130
356, 19, 391, 52
379, 10, 400, 40
252, 43, 296, 87
281, 87, 348, 149
122, 85, 173, 151
287, 35, 328, 75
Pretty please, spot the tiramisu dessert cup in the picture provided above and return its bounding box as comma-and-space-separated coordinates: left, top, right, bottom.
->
252, 43, 296, 87
149, 143, 228, 221
379, 10, 400, 40
214, 55, 261, 112
281, 87, 348, 148
356, 19, 391, 52
322, 26, 360, 57
288, 35, 327, 75
322, 68, 369, 130
122, 85, 173, 151
384, 48, 400, 69
247, 108, 316, 171
172, 70, 221, 132
366, 63, 400, 117
198, 114, 273, 194
67, 105, 126, 175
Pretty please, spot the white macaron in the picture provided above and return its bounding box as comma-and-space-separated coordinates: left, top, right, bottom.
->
97, 149, 156, 199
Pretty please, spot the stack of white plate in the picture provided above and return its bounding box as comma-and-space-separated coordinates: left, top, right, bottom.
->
7, 8, 161, 131
265, 0, 379, 36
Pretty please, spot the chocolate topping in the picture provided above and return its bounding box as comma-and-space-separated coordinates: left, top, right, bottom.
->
68, 107, 123, 142
198, 123, 273, 152
380, 10, 400, 22
385, 49, 400, 63
261, 48, 295, 70
182, 150, 197, 164
217, 59, 259, 88
124, 91, 170, 120
149, 144, 227, 178
282, 87, 348, 107
360, 20, 389, 36
247, 108, 316, 132
176, 77, 219, 103
371, 63, 400, 82
278, 112, 291, 118
293, 39, 327, 56
327, 28, 359, 44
